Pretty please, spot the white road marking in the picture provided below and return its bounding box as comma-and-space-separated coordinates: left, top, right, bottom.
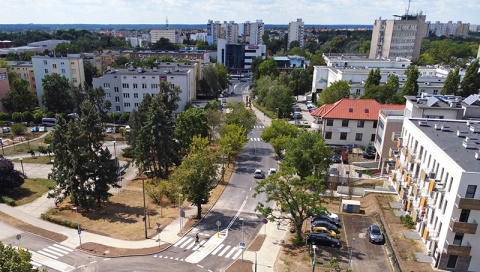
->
179, 238, 193, 248
192, 240, 206, 251
48, 245, 69, 254
174, 236, 188, 247
231, 249, 243, 259
37, 250, 59, 259
217, 245, 231, 257
185, 240, 196, 250
224, 247, 237, 258
211, 244, 224, 255
42, 248, 64, 257
52, 244, 73, 252
31, 251, 75, 272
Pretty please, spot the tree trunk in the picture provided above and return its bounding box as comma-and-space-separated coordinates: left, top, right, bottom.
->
196, 203, 202, 219
296, 221, 303, 239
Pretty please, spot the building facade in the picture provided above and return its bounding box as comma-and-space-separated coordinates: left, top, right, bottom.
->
288, 18, 305, 48
388, 118, 480, 271
0, 68, 11, 112
31, 55, 85, 108
92, 63, 197, 114
369, 13, 428, 60
150, 29, 180, 44
427, 21, 470, 37
217, 39, 266, 70
7, 61, 37, 94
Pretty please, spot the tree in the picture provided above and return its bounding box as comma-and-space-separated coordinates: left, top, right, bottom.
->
363, 74, 401, 104
225, 101, 256, 133
83, 61, 98, 87
206, 108, 222, 141
442, 67, 461, 95
175, 107, 209, 152
282, 130, 332, 181
113, 56, 129, 68
459, 59, 480, 97
289, 68, 311, 98
171, 136, 218, 219
72, 85, 109, 118
261, 119, 298, 157
0, 241, 40, 272
48, 101, 119, 209
10, 123, 26, 137
41, 73, 74, 113
1, 78, 38, 113
258, 57, 279, 78
402, 65, 420, 96
218, 124, 248, 165
364, 69, 381, 89
151, 37, 179, 51
0, 157, 26, 194
203, 64, 221, 97
253, 167, 324, 239
215, 63, 231, 90
318, 80, 350, 105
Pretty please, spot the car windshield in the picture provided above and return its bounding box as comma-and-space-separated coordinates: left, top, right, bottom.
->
371, 227, 381, 234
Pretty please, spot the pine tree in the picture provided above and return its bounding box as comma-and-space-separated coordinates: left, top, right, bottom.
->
459, 59, 480, 97
441, 67, 461, 95
402, 65, 420, 96
364, 68, 381, 89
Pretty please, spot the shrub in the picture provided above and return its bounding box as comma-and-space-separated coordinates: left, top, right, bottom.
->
400, 214, 415, 229
41, 213, 77, 229
122, 147, 134, 158
0, 195, 15, 206
11, 112, 23, 122
0, 112, 9, 121
290, 235, 305, 246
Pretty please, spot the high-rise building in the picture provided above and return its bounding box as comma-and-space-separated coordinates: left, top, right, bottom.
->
288, 18, 305, 48
427, 21, 470, 37
247, 20, 265, 45
369, 13, 428, 60
206, 20, 221, 45
221, 21, 239, 44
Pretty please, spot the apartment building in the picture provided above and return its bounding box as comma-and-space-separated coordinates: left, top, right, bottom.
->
92, 63, 197, 114
240, 20, 265, 45
206, 20, 221, 45
0, 68, 11, 112
150, 29, 180, 44
7, 61, 37, 94
31, 55, 85, 108
427, 21, 470, 37
125, 49, 210, 63
216, 39, 266, 70
369, 13, 428, 60
288, 18, 305, 48
310, 98, 404, 146
94, 54, 117, 74
389, 118, 480, 271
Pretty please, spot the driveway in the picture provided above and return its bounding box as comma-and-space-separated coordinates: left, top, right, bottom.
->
341, 214, 392, 272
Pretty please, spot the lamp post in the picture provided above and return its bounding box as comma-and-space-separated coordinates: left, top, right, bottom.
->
348, 237, 355, 270
19, 158, 24, 175
240, 218, 245, 261
178, 193, 183, 232
113, 141, 119, 191
142, 171, 151, 239
311, 245, 317, 272
73, 207, 82, 248
47, 144, 52, 163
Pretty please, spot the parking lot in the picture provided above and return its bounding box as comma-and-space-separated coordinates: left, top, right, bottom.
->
341, 214, 392, 272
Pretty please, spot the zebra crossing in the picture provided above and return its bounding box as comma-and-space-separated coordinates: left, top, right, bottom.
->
250, 138, 263, 142
15, 244, 74, 271
153, 235, 244, 262
253, 125, 265, 129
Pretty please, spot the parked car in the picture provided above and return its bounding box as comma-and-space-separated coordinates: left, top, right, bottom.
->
332, 154, 342, 163
290, 112, 303, 119
254, 169, 265, 179
2, 127, 11, 133
312, 215, 341, 227
31, 126, 39, 132
323, 211, 340, 224
311, 220, 339, 233
367, 224, 384, 243
306, 233, 341, 248
106, 127, 114, 133
312, 226, 339, 238
39, 126, 47, 132
268, 168, 277, 175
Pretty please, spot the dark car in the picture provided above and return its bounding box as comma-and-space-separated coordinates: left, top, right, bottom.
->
312, 215, 341, 227
311, 220, 339, 233
367, 224, 384, 243
306, 233, 341, 248
332, 154, 341, 163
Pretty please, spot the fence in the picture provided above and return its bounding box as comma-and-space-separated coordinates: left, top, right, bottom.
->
376, 214, 402, 272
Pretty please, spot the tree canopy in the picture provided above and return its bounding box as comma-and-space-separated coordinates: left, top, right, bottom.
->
41, 73, 74, 113
0, 241, 41, 272
261, 119, 299, 158
1, 78, 38, 113
402, 65, 420, 96
318, 80, 350, 105
459, 59, 480, 97
224, 101, 256, 133
441, 67, 461, 95
174, 107, 209, 152
257, 57, 279, 78
0, 157, 26, 194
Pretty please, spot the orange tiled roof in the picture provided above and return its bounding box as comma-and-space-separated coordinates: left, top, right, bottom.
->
310, 98, 405, 120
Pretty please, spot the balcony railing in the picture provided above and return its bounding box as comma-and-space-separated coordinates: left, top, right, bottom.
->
444, 240, 471, 256
450, 218, 478, 235
455, 194, 480, 210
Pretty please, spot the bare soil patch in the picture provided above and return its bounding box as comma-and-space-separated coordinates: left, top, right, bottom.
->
247, 234, 265, 251
80, 242, 170, 257
225, 259, 253, 272
0, 211, 67, 243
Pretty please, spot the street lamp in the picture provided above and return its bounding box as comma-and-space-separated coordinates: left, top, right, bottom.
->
19, 158, 24, 175
142, 171, 151, 239
47, 144, 52, 163
311, 245, 317, 272
178, 193, 183, 232
73, 207, 82, 248
240, 218, 245, 261
113, 141, 119, 191
348, 237, 355, 270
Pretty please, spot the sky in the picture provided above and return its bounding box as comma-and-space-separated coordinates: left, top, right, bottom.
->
1, 0, 479, 26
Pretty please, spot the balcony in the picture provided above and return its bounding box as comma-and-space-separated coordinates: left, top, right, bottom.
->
450, 218, 478, 235
389, 147, 399, 158
402, 146, 408, 156
444, 240, 471, 256
455, 194, 480, 210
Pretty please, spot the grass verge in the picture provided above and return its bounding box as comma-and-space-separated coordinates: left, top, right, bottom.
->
0, 178, 56, 206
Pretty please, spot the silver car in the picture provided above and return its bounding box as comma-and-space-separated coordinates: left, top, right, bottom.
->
367, 224, 384, 243
254, 169, 265, 179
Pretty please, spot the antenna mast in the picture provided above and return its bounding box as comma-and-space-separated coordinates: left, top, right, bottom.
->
406, 0, 411, 15
165, 16, 169, 30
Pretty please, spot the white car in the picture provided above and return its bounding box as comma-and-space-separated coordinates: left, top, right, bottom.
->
324, 211, 340, 224
106, 127, 114, 133
39, 126, 47, 132
268, 168, 277, 175
2, 127, 11, 133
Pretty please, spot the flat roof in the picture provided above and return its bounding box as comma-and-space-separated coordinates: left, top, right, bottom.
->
410, 119, 480, 172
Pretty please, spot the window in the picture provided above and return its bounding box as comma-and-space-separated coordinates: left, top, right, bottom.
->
61, 69, 66, 74
43, 60, 47, 65
357, 120, 364, 128
115, 96, 120, 102
170, 84, 175, 89
44, 69, 49, 74
72, 78, 77, 83
453, 233, 464, 245
122, 83, 129, 88
443, 200, 448, 214
124, 103, 131, 108
52, 64, 57, 69
71, 69, 76, 74
134, 93, 138, 98
459, 210, 470, 223
123, 93, 130, 98
134, 102, 139, 107
342, 120, 349, 127
355, 133, 363, 141
370, 134, 376, 142
114, 87, 119, 93
373, 120, 378, 128
325, 132, 332, 139
340, 132, 347, 140
466, 185, 476, 198
151, 83, 159, 89
142, 83, 147, 89
355, 89, 361, 95
326, 119, 333, 126
448, 177, 453, 193
106, 93, 111, 98
115, 106, 121, 112
133, 83, 138, 89
446, 255, 458, 269
103, 83, 110, 89
433, 89, 438, 95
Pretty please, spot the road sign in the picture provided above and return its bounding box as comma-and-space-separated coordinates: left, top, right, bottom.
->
16, 234, 21, 240
78, 229, 82, 235
216, 220, 221, 227
239, 242, 246, 249
262, 218, 268, 224
180, 208, 185, 218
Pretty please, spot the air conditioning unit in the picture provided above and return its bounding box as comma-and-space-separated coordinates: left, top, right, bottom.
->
429, 172, 436, 179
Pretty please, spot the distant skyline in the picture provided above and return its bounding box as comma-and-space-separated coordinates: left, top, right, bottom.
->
1, 0, 479, 26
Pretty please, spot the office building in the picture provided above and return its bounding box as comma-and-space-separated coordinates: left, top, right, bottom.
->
288, 18, 305, 48
369, 13, 428, 60
217, 39, 266, 71
150, 29, 180, 44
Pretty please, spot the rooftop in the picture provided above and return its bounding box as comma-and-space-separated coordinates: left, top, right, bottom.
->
410, 119, 480, 172
406, 94, 480, 109
310, 98, 405, 120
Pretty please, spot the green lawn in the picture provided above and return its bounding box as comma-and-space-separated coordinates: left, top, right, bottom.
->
12, 155, 55, 164
1, 136, 49, 156
0, 178, 56, 206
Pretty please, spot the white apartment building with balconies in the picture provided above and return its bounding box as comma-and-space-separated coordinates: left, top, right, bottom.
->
288, 18, 304, 48
389, 118, 480, 271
